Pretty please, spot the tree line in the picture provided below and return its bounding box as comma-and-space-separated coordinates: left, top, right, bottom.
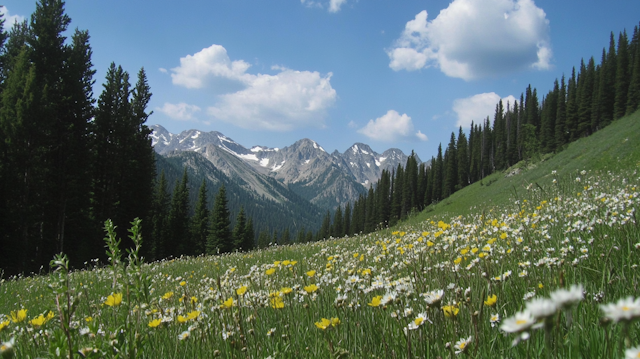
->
318, 22, 640, 239
0, 1, 158, 275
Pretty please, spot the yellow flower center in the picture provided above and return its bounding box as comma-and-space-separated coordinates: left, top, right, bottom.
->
414, 317, 424, 326
516, 319, 528, 325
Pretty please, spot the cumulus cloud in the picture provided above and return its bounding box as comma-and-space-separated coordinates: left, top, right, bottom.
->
358, 110, 428, 142
329, 0, 348, 12
453, 92, 517, 128
156, 102, 201, 121
171, 44, 337, 131
0, 6, 25, 31
301, 0, 349, 12
387, 0, 552, 80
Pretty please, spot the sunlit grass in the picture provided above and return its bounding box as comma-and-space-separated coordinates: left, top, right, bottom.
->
0, 166, 638, 358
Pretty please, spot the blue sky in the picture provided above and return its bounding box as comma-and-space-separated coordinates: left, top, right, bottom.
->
2, 0, 639, 160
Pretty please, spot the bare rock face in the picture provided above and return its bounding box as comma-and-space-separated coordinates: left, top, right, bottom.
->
150, 124, 419, 210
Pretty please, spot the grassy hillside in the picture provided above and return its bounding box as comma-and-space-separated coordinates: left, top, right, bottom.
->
410, 110, 640, 224
0, 112, 639, 358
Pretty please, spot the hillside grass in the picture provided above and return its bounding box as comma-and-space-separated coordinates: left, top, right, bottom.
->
0, 112, 639, 358
409, 110, 640, 224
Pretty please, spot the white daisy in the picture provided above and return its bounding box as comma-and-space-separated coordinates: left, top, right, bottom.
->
600, 296, 640, 322
550, 284, 584, 309
454, 336, 473, 355
501, 311, 536, 333
525, 298, 558, 320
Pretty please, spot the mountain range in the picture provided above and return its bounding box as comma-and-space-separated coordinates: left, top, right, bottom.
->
150, 124, 420, 211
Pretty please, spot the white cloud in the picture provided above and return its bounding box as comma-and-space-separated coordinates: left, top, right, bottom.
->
0, 6, 25, 31
358, 110, 427, 142
387, 0, 552, 80
329, 0, 348, 12
159, 68, 168, 73
171, 44, 251, 89
301, 0, 349, 12
453, 92, 517, 128
171, 44, 337, 131
156, 102, 201, 121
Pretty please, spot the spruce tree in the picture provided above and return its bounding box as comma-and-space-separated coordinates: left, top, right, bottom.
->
627, 24, 640, 115
555, 75, 568, 149
443, 133, 457, 197
281, 228, 291, 245
168, 169, 190, 256
232, 206, 247, 250
190, 180, 209, 255
614, 31, 630, 119
207, 185, 233, 254
333, 206, 344, 237
456, 127, 469, 188
343, 202, 351, 236
149, 171, 170, 261
243, 217, 255, 250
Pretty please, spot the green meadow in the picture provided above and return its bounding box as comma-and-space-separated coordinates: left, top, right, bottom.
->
1, 111, 639, 358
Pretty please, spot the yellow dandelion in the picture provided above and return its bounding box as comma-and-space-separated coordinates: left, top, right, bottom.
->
484, 294, 497, 307
187, 310, 200, 320
221, 297, 234, 309
10, 309, 27, 323
148, 318, 162, 328
442, 305, 460, 318
304, 284, 319, 293
162, 291, 174, 300
280, 287, 293, 295
314, 318, 331, 330
104, 293, 122, 307
306, 269, 316, 277
236, 286, 248, 296
266, 268, 276, 275
368, 295, 383, 307
270, 296, 285, 309
179, 281, 186, 287
0, 320, 9, 332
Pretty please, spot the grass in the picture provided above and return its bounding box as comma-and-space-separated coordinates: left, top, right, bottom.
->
0, 112, 639, 358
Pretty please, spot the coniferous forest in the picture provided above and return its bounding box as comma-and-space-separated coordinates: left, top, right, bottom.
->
1, 1, 639, 277
319, 23, 640, 240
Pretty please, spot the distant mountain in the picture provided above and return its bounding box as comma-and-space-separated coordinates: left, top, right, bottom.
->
150, 125, 420, 210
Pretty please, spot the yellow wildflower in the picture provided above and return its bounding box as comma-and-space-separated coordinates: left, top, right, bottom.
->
484, 294, 497, 307
266, 268, 276, 275
270, 296, 285, 309
104, 293, 123, 307
222, 297, 234, 309
368, 295, 383, 307
148, 318, 162, 328
0, 320, 9, 331
179, 281, 186, 287
162, 291, 174, 300
442, 305, 460, 318
236, 286, 248, 296
304, 284, 319, 294
280, 287, 293, 295
314, 318, 331, 330
10, 309, 27, 323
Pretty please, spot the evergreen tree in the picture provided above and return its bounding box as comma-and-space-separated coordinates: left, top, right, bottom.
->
243, 217, 255, 250
390, 165, 403, 224
456, 127, 469, 188
232, 206, 247, 250
281, 227, 291, 245
627, 24, 640, 115
540, 80, 558, 152
318, 210, 331, 240
207, 185, 233, 254
190, 179, 209, 255
598, 33, 617, 125
443, 133, 457, 197
257, 230, 270, 249
577, 58, 595, 137
432, 145, 444, 201
565, 68, 579, 141
555, 75, 568, 149
364, 186, 376, 231
333, 206, 344, 237
343, 202, 351, 236
492, 100, 506, 170
614, 31, 630, 119
167, 169, 190, 256
150, 171, 171, 260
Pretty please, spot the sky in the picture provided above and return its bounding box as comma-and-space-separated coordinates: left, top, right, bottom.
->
2, 0, 639, 161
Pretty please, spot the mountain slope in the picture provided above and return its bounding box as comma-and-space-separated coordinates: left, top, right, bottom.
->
150, 125, 419, 210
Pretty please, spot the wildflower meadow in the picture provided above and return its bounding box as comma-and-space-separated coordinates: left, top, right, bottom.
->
0, 165, 638, 358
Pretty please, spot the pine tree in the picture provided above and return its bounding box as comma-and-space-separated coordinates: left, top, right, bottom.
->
540, 80, 558, 152
257, 230, 270, 249
492, 101, 506, 170
190, 180, 209, 255
207, 185, 233, 254
555, 75, 568, 149
150, 170, 171, 260
232, 207, 247, 250
577, 58, 595, 137
614, 31, 630, 119
343, 202, 351, 236
333, 206, 344, 237
168, 169, 190, 256
318, 210, 331, 240
456, 127, 469, 188
365, 186, 376, 231
566, 68, 579, 141
281, 228, 291, 245
243, 217, 255, 250
432, 145, 444, 201
598, 34, 617, 125
627, 24, 640, 115
443, 133, 457, 197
